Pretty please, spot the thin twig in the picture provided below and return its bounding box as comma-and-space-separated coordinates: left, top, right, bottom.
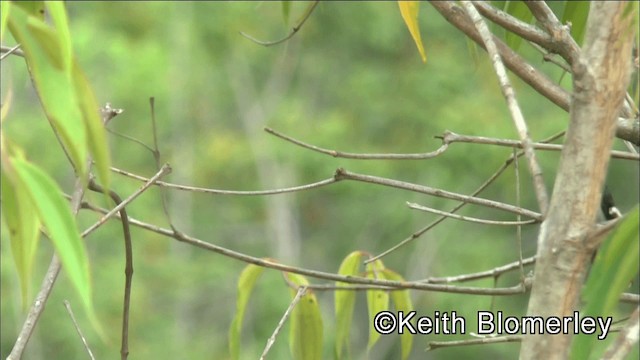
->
87, 180, 133, 360
111, 166, 338, 195
78, 196, 639, 304
82, 164, 171, 238
514, 148, 525, 282
260, 287, 306, 360
63, 300, 96, 360
463, 1, 549, 213
524, 0, 580, 64
335, 168, 542, 220
76, 199, 528, 295
366, 131, 565, 263
407, 201, 538, 226
265, 127, 450, 159
441, 131, 639, 160
427, 335, 522, 351
240, 1, 319, 46
0, 44, 24, 60
422, 256, 536, 284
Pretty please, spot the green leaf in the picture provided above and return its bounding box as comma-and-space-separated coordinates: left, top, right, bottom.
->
286, 273, 323, 360
1, 157, 41, 309
12, 1, 44, 20
561, 1, 589, 45
1, 1, 10, 41
504, 1, 533, 51
398, 1, 426, 63
383, 269, 414, 360
11, 157, 93, 313
73, 64, 111, 191
281, 1, 291, 25
335, 251, 363, 359
8, 5, 88, 177
228, 264, 264, 360
45, 1, 72, 73
571, 206, 640, 360
366, 259, 389, 351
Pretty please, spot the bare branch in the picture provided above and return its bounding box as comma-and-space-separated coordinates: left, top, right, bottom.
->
441, 131, 640, 161
265, 127, 449, 160
0, 44, 24, 60
260, 287, 306, 360
82, 164, 171, 238
111, 166, 338, 195
334, 168, 543, 221
429, 1, 639, 145
422, 256, 536, 284
240, 1, 319, 47
407, 201, 538, 226
427, 335, 522, 351
63, 300, 96, 360
462, 1, 549, 213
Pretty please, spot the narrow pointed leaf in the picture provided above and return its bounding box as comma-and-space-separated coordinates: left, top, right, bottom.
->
398, 1, 426, 62
571, 206, 640, 360
8, 5, 87, 177
73, 64, 111, 190
384, 269, 414, 360
366, 259, 389, 351
1, 162, 41, 309
45, 1, 72, 73
335, 251, 363, 359
229, 264, 265, 360
1, 1, 10, 40
281, 1, 291, 25
286, 273, 323, 360
11, 158, 93, 312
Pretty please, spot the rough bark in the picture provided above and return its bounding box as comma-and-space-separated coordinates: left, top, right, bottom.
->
520, 3, 635, 359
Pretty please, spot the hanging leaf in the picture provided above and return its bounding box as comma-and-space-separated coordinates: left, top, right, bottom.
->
281, 1, 291, 25
384, 269, 414, 360
286, 272, 323, 360
11, 157, 93, 313
366, 259, 389, 351
0, 1, 10, 40
228, 264, 265, 360
335, 251, 363, 359
398, 1, 427, 63
1, 154, 41, 309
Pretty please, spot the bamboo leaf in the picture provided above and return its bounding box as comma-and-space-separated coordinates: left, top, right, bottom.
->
11, 157, 93, 314
335, 251, 363, 359
571, 206, 640, 360
384, 269, 414, 360
1, 156, 41, 309
1, 0, 10, 41
286, 273, 323, 360
228, 264, 265, 360
366, 259, 389, 351
398, 1, 426, 63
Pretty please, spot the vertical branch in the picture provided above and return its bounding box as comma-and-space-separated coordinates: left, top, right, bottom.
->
462, 1, 549, 213
521, 3, 635, 359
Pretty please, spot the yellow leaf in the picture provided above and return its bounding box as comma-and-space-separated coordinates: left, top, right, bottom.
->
398, 1, 426, 63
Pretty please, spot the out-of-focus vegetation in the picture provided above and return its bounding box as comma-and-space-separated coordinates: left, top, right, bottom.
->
1, 2, 638, 359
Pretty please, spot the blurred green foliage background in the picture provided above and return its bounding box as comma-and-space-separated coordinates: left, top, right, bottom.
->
1, 2, 638, 359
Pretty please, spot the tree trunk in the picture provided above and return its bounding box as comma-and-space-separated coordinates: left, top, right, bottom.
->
520, 3, 635, 359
